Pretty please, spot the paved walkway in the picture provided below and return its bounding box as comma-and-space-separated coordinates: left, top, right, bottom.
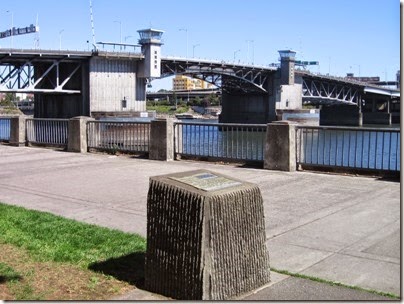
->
0, 145, 400, 300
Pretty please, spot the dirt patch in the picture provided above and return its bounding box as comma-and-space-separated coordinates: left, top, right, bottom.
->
0, 243, 134, 300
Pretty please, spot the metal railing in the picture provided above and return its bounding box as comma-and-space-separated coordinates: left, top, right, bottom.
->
174, 122, 267, 162
87, 121, 151, 153
26, 118, 69, 146
296, 126, 400, 172
0, 117, 11, 142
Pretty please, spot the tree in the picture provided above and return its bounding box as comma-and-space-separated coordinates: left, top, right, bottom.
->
0, 93, 16, 107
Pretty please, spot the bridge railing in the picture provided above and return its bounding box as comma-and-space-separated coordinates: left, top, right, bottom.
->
296, 126, 400, 172
26, 118, 69, 147
174, 121, 266, 162
0, 117, 11, 142
87, 120, 151, 154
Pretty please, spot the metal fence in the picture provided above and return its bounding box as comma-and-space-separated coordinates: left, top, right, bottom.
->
0, 117, 11, 142
174, 122, 267, 162
26, 118, 69, 146
296, 126, 400, 172
87, 121, 151, 153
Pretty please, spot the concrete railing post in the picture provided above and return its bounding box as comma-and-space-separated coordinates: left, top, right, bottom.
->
9, 115, 26, 146
149, 118, 174, 161
264, 121, 296, 171
67, 116, 93, 153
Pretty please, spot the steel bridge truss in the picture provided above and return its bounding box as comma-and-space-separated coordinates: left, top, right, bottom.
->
161, 59, 276, 93
0, 57, 82, 94
302, 77, 362, 105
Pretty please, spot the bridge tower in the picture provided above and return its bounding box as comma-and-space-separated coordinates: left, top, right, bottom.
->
137, 28, 164, 80
278, 50, 296, 85
275, 49, 302, 112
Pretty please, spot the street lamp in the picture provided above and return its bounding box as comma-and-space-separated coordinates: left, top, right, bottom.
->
192, 44, 200, 58
6, 10, 13, 48
233, 49, 241, 62
114, 20, 122, 49
59, 29, 64, 50
246, 40, 254, 64
179, 28, 188, 58
125, 35, 132, 50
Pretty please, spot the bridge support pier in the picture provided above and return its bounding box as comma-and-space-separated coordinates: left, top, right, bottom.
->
320, 105, 362, 126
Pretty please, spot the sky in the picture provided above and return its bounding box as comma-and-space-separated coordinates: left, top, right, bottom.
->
0, 0, 400, 91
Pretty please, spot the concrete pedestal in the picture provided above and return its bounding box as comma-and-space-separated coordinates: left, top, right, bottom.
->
9, 116, 26, 146
149, 118, 174, 161
145, 170, 270, 300
67, 116, 93, 153
264, 121, 296, 171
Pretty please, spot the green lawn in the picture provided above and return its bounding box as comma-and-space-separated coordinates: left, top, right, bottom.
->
0, 202, 147, 300
0, 203, 146, 267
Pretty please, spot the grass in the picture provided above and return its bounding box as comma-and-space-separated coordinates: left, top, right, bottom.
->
271, 268, 400, 300
0, 203, 145, 267
0, 202, 147, 300
0, 262, 22, 283
146, 104, 189, 114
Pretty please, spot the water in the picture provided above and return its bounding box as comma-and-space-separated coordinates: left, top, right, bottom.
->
0, 119, 11, 140
298, 126, 400, 171
177, 121, 266, 161
176, 120, 400, 171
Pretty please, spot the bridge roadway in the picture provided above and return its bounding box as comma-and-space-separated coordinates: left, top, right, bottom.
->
0, 49, 398, 98
0, 144, 399, 300
0, 49, 399, 125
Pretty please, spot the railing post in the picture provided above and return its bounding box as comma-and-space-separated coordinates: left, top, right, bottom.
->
149, 118, 174, 161
68, 116, 93, 153
9, 115, 26, 146
264, 121, 297, 171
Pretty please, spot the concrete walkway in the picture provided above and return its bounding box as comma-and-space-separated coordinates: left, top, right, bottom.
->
0, 145, 400, 300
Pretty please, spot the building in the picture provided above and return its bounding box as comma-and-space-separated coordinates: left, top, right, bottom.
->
172, 75, 213, 91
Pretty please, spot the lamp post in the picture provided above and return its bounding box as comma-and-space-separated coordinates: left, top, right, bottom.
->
6, 10, 13, 48
59, 29, 64, 50
192, 44, 200, 58
246, 40, 254, 64
179, 28, 188, 58
125, 36, 132, 50
114, 20, 122, 49
233, 49, 240, 62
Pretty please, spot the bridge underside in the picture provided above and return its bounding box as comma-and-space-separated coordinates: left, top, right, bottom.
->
161, 58, 275, 94
301, 77, 361, 106
0, 52, 89, 118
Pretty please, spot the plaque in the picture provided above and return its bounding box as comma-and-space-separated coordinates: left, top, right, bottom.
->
170, 172, 241, 191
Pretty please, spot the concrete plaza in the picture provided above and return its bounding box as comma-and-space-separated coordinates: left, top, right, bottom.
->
0, 144, 400, 300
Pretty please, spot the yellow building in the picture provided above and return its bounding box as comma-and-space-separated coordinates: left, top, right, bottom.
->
172, 75, 213, 91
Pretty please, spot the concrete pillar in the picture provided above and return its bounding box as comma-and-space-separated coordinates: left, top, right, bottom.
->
149, 118, 174, 161
145, 169, 271, 300
264, 121, 296, 171
9, 116, 26, 146
67, 116, 93, 153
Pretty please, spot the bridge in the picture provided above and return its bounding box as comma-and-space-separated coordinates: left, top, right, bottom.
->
0, 28, 399, 125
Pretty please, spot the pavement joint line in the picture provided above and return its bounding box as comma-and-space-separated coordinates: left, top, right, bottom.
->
0, 183, 147, 218
267, 196, 371, 241
270, 268, 401, 299
267, 182, 397, 241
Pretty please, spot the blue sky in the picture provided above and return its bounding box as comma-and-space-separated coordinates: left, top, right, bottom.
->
1, 0, 400, 90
